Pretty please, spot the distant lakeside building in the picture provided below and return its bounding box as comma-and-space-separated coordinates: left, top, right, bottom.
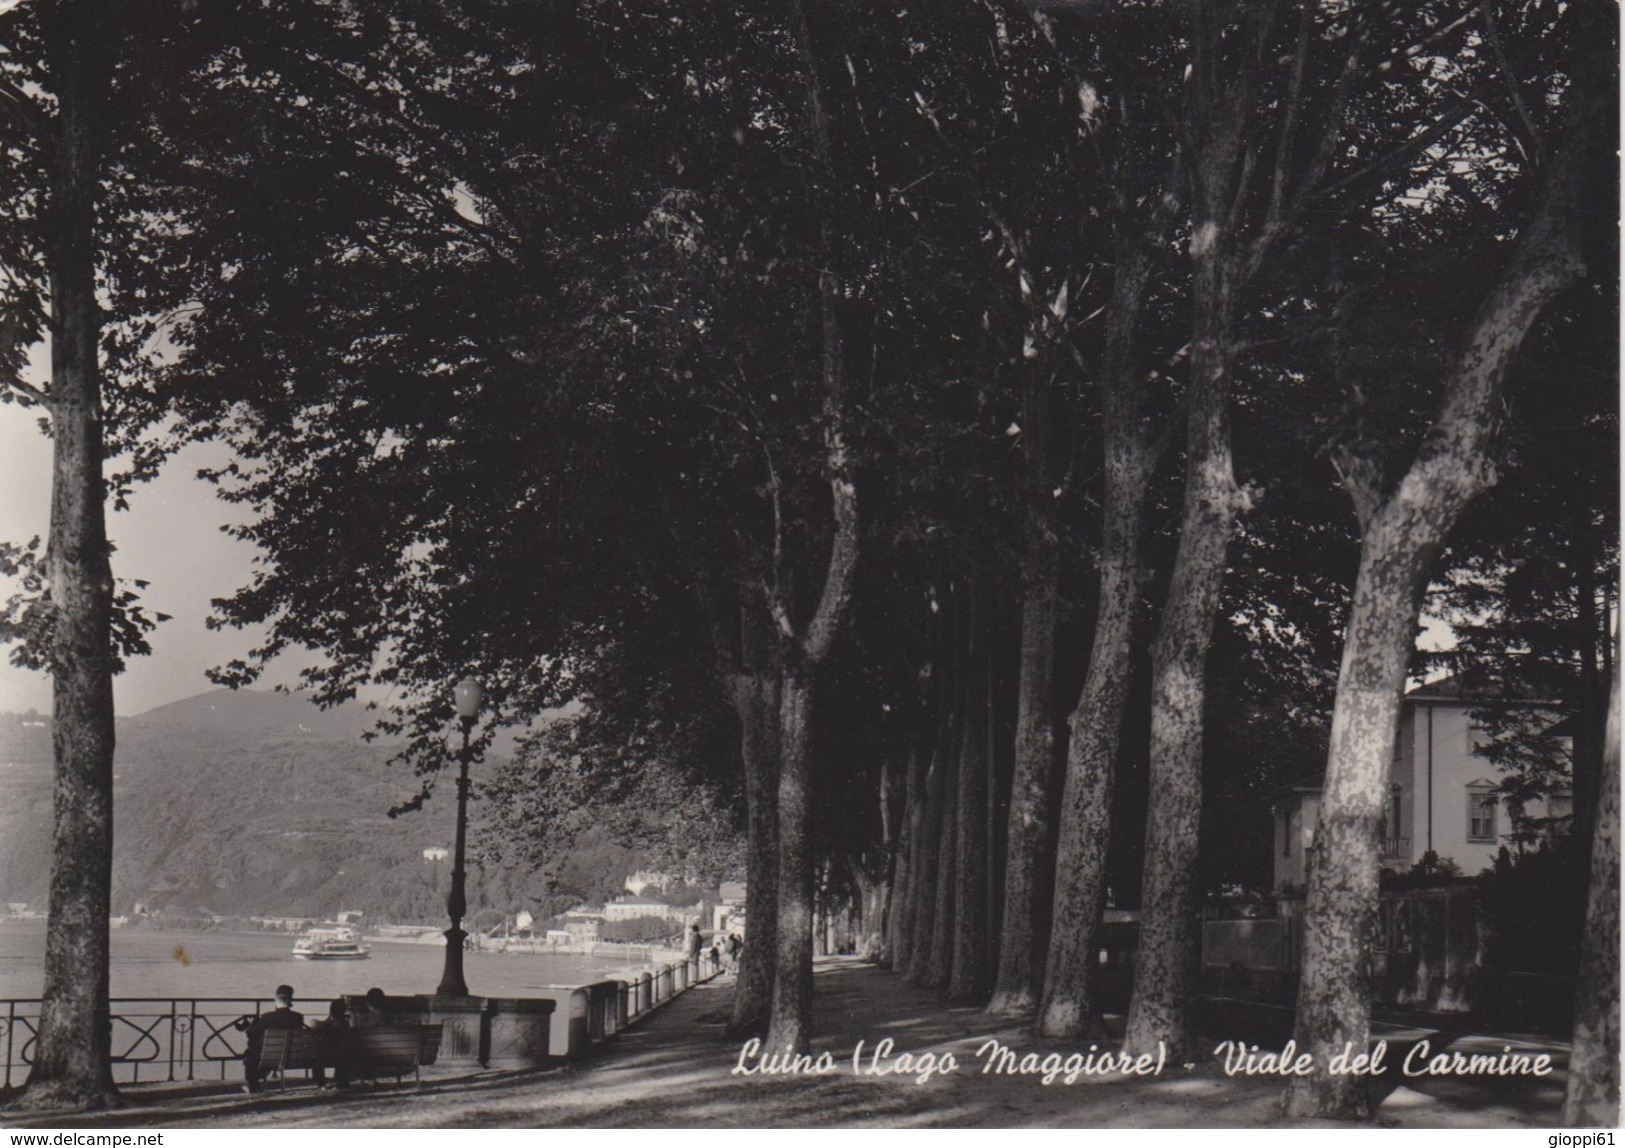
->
602, 897, 701, 924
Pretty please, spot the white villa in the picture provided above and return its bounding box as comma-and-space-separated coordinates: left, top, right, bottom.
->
1273, 677, 1571, 888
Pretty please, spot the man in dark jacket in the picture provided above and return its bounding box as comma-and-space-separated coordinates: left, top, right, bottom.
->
352, 987, 389, 1028
240, 984, 304, 1092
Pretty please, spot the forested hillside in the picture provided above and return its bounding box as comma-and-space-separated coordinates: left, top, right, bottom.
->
0, 690, 627, 923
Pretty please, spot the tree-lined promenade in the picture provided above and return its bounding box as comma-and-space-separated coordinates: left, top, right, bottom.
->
2, 961, 1578, 1129
0, 0, 1616, 1125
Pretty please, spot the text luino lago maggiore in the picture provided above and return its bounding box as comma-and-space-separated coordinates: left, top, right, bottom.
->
730, 1037, 1554, 1086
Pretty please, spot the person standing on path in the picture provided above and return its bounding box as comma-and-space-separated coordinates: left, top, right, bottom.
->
687, 923, 703, 975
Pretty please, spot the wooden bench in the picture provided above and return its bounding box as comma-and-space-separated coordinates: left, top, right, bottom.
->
350, 1024, 443, 1085
258, 1024, 442, 1090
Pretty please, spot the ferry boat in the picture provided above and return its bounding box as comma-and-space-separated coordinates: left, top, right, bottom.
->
291, 924, 371, 960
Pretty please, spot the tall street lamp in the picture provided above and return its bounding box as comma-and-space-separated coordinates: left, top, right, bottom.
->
437, 676, 482, 997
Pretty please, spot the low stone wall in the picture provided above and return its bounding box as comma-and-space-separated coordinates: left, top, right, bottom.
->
349, 955, 719, 1069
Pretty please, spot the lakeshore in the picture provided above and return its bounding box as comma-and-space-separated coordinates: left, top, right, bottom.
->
0, 921, 669, 1001
0, 956, 1571, 1129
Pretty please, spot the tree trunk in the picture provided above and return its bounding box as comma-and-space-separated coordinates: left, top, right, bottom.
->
950, 596, 990, 1002
1121, 1, 1268, 1057
926, 691, 961, 991
1285, 537, 1434, 1120
871, 751, 910, 962
1123, 305, 1244, 1060
761, 0, 859, 1056
855, 866, 887, 960
988, 374, 1063, 1017
767, 670, 817, 1051
905, 740, 948, 984
1564, 657, 1619, 1126
1283, 104, 1589, 1119
24, 0, 121, 1111
1036, 201, 1160, 1039
1037, 498, 1146, 1037
888, 745, 926, 971
728, 651, 780, 1036
1571, 554, 1604, 859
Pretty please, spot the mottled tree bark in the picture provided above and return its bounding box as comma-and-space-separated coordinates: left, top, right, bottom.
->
854, 865, 887, 960
1571, 557, 1605, 860
925, 696, 961, 991
728, 598, 780, 1036
1037, 493, 1147, 1037
988, 367, 1063, 1017
762, 0, 860, 1056
768, 671, 819, 1051
1122, 0, 1276, 1060
1564, 658, 1619, 1126
888, 745, 926, 972
871, 750, 907, 965
950, 597, 990, 1002
1036, 182, 1161, 1040
1123, 266, 1245, 1063
23, 0, 121, 1111
1284, 107, 1589, 1120
905, 740, 948, 984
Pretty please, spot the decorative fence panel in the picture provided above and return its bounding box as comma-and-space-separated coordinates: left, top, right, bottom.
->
2, 997, 279, 1089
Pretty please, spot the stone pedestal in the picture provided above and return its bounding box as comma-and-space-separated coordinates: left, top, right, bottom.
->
339, 991, 565, 1069
483, 997, 557, 1068
420, 994, 487, 1066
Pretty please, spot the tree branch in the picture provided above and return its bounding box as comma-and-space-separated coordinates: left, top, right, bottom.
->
788, 0, 860, 670
1330, 441, 1384, 535
1406, 87, 1593, 510
1265, 2, 1314, 228
1246, 24, 1367, 279
2, 373, 47, 404
1316, 89, 1483, 208
0, 74, 51, 149
1478, 1, 1545, 167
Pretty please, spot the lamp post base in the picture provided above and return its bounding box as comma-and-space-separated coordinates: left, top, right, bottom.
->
437, 925, 470, 998
422, 993, 487, 1064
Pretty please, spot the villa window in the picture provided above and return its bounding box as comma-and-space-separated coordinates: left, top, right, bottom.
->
1388, 785, 1403, 840
1467, 785, 1499, 843
1547, 792, 1574, 834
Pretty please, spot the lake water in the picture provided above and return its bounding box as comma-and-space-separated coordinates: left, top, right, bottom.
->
0, 922, 656, 1003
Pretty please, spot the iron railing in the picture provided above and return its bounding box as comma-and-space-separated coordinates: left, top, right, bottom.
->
1, 997, 301, 1089
4, 957, 724, 1087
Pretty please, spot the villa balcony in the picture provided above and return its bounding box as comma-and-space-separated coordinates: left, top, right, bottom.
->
1380, 836, 1411, 862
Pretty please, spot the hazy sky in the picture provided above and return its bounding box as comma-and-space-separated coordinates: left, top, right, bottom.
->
1, 341, 1462, 720
0, 345, 302, 716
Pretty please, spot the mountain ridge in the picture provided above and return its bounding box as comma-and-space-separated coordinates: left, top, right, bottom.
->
0, 688, 538, 924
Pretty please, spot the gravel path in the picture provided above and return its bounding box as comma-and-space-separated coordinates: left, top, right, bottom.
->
1, 957, 1570, 1128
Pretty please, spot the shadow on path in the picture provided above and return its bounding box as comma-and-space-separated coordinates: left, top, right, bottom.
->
1, 959, 1569, 1129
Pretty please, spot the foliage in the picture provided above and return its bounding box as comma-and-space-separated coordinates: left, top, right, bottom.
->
1377, 850, 1464, 890
600, 915, 681, 945
1477, 843, 1586, 980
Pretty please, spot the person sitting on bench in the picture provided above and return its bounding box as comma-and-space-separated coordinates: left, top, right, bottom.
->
238, 984, 304, 1093
310, 998, 351, 1089
353, 987, 389, 1028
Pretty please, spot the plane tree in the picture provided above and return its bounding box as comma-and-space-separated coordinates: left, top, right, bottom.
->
0, 0, 246, 1109
1281, 1, 1613, 1117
